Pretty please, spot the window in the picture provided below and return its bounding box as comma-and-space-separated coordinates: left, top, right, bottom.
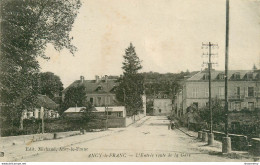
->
247, 73, 253, 80
248, 102, 254, 111
108, 112, 112, 115
193, 102, 198, 109
204, 74, 209, 80
205, 88, 209, 97
164, 94, 167, 99
192, 88, 198, 98
159, 109, 162, 113
90, 98, 94, 104
218, 87, 224, 98
234, 73, 240, 79
236, 87, 240, 97
105, 96, 111, 105
234, 102, 241, 111
117, 112, 122, 117
97, 97, 101, 106
219, 73, 225, 80
248, 87, 254, 97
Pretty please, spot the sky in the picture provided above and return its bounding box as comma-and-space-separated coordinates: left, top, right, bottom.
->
38, 0, 260, 87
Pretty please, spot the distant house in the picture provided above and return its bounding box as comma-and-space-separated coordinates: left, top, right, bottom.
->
153, 91, 172, 116
62, 75, 119, 107
22, 94, 59, 119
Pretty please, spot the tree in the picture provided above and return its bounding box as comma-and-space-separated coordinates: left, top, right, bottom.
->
122, 43, 142, 75
0, 0, 81, 129
198, 98, 225, 125
116, 43, 144, 116
61, 85, 88, 114
37, 72, 63, 101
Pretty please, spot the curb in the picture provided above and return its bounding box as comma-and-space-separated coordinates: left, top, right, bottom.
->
177, 128, 196, 137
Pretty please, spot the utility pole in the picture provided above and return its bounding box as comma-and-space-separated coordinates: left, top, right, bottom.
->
222, 0, 231, 153
202, 42, 218, 145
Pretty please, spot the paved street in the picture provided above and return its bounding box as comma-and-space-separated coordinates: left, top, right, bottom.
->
4, 116, 253, 162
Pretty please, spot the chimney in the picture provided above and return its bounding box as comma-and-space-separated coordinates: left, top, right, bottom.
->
80, 76, 84, 83
105, 75, 108, 83
95, 75, 99, 83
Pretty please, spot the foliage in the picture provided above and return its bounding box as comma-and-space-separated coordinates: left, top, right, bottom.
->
122, 43, 142, 75
198, 98, 225, 124
116, 43, 144, 116
61, 85, 90, 114
37, 72, 63, 101
142, 71, 196, 98
0, 0, 81, 123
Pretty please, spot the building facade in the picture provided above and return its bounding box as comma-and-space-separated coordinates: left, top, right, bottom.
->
153, 92, 172, 116
22, 94, 59, 119
174, 69, 260, 117
62, 75, 119, 107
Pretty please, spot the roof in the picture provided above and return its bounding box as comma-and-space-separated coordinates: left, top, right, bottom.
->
64, 106, 125, 113
187, 70, 256, 81
36, 95, 58, 109
93, 106, 125, 112
63, 79, 118, 94
64, 107, 86, 113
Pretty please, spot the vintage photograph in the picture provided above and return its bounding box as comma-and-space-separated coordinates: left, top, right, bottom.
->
0, 0, 260, 163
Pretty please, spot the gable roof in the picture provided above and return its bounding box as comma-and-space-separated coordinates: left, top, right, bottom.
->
63, 79, 118, 94
36, 95, 58, 110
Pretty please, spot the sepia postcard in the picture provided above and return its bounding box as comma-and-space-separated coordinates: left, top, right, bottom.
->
0, 0, 260, 164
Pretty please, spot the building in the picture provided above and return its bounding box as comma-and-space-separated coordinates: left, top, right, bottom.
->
63, 75, 147, 116
62, 75, 119, 107
63, 106, 126, 118
22, 94, 59, 119
174, 69, 260, 117
153, 91, 172, 116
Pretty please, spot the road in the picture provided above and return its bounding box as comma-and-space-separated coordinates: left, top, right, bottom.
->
9, 116, 249, 162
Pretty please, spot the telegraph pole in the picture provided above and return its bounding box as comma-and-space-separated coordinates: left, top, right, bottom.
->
202, 42, 218, 145
222, 0, 231, 153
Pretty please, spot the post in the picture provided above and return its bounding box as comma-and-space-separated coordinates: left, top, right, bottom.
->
41, 107, 44, 134
222, 0, 231, 153
208, 42, 212, 134
208, 42, 214, 146
201, 42, 218, 145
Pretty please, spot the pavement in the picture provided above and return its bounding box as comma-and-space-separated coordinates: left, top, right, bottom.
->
0, 116, 258, 162
178, 127, 260, 162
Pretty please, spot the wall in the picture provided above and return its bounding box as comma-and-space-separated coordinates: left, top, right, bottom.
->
125, 113, 146, 127
107, 118, 125, 128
